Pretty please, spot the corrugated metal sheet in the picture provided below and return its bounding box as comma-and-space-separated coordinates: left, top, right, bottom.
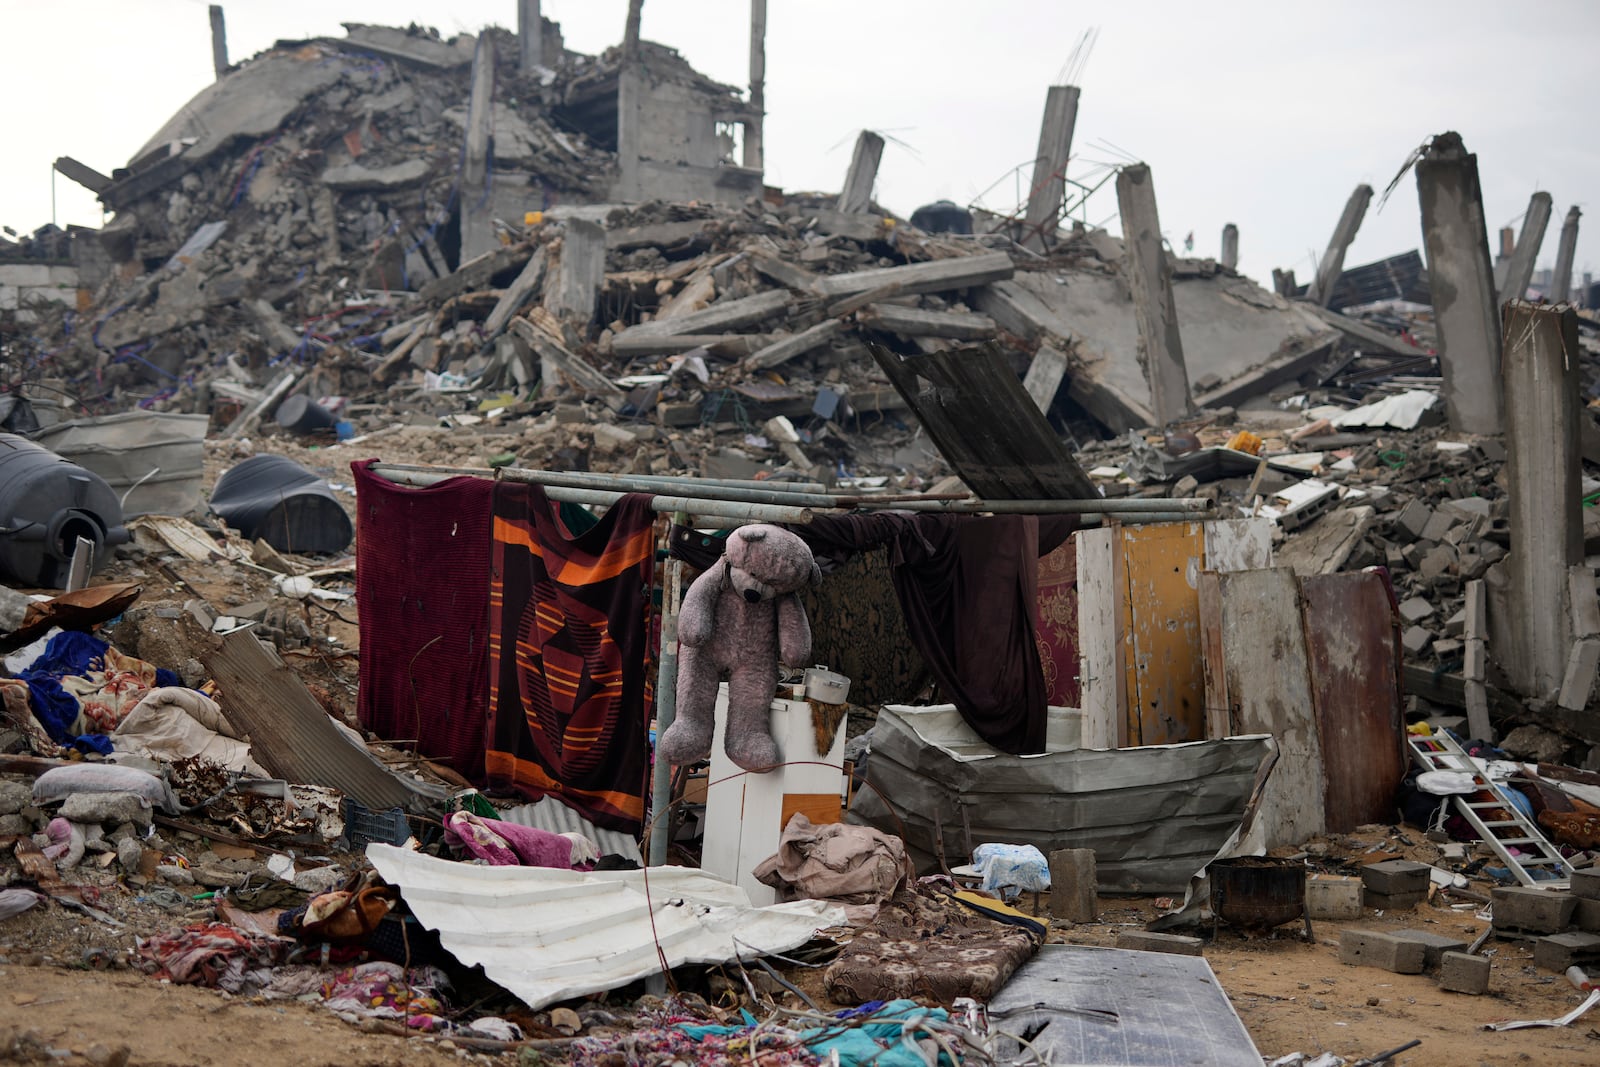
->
848, 706, 1273, 894
869, 341, 1097, 500
498, 796, 642, 864
366, 845, 844, 1009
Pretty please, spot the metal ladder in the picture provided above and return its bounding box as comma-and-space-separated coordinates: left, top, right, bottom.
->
1407, 731, 1575, 889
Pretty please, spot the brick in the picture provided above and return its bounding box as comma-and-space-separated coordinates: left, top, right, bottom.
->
1532, 931, 1600, 972
1572, 867, 1600, 901
1574, 898, 1600, 933
1364, 889, 1426, 911
1306, 875, 1363, 920
1492, 886, 1576, 934
1391, 929, 1469, 970
1362, 860, 1431, 896
1340, 929, 1426, 974
1438, 951, 1490, 994
1114, 931, 1203, 956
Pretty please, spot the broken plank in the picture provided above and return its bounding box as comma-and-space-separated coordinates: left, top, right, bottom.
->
744, 320, 844, 371
859, 304, 997, 340
482, 247, 547, 337
751, 251, 821, 293
201, 630, 444, 812
509, 319, 626, 408
418, 243, 530, 305
621, 289, 792, 339
374, 317, 434, 381
1021, 344, 1068, 413
655, 270, 716, 321
825, 282, 903, 318
812, 251, 1014, 299
224, 368, 300, 439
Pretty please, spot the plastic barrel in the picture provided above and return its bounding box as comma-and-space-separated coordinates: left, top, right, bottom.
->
0, 434, 128, 588
275, 395, 337, 434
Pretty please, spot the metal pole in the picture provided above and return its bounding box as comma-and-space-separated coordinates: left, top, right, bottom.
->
370, 463, 1213, 514
648, 516, 686, 867
369, 465, 816, 525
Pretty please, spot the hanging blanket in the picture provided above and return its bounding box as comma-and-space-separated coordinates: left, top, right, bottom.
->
485, 482, 656, 833
1034, 537, 1081, 707
352, 460, 494, 782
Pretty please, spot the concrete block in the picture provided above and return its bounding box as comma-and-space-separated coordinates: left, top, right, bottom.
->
1365, 889, 1426, 911
1419, 545, 1456, 580
1571, 867, 1600, 901
1492, 885, 1576, 934
1444, 608, 1467, 636
1463, 638, 1486, 681
1391, 928, 1469, 970
1574, 898, 1600, 933
1532, 931, 1600, 972
1362, 860, 1431, 895
1438, 951, 1490, 994
1394, 500, 1433, 542
1047, 848, 1097, 923
1399, 596, 1435, 622
1557, 637, 1600, 711
1340, 929, 1426, 973
1114, 931, 1204, 956
1433, 638, 1463, 660
1306, 875, 1363, 920
1402, 626, 1432, 655
1420, 510, 1460, 542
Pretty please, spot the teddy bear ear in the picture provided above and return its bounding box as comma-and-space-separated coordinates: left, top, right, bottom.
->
738, 526, 768, 542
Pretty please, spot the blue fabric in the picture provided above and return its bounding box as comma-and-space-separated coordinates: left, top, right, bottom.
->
678, 999, 952, 1067
18, 632, 111, 743
24, 631, 109, 678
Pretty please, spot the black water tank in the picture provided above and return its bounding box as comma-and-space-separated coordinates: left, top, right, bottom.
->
0, 434, 129, 588
210, 454, 353, 555
910, 200, 973, 235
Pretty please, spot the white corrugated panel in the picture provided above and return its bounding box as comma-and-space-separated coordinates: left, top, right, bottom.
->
496, 796, 642, 864
367, 845, 843, 1009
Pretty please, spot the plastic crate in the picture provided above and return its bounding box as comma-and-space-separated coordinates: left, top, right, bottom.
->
341, 797, 412, 850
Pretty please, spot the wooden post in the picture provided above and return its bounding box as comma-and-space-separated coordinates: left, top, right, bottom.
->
1550, 206, 1581, 304
744, 0, 766, 172
1048, 848, 1097, 922
518, 0, 542, 70
1497, 300, 1582, 699
1116, 163, 1191, 426
838, 131, 884, 214
1220, 224, 1239, 270
208, 5, 228, 79
1022, 85, 1081, 252
1305, 184, 1372, 307
1416, 132, 1503, 434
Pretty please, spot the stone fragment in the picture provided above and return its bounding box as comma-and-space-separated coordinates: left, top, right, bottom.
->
1438, 951, 1489, 994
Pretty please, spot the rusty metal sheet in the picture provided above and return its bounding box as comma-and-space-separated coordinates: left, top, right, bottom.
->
1298, 571, 1407, 832
868, 341, 1096, 499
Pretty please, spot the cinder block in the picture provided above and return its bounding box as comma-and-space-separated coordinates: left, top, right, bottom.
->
1364, 889, 1426, 911
1492, 886, 1576, 934
1114, 931, 1204, 956
1393, 500, 1433, 543
1574, 898, 1600, 933
1420, 511, 1459, 543
1399, 596, 1435, 622
1571, 867, 1600, 901
1391, 929, 1469, 970
1340, 929, 1426, 974
1438, 951, 1490, 994
1402, 626, 1432, 655
1362, 860, 1431, 896
1532, 931, 1600, 972
1306, 875, 1363, 920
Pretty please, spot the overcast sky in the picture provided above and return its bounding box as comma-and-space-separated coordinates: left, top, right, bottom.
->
5, 0, 1598, 291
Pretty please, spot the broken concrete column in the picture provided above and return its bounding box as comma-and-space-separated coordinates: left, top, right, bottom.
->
1494, 301, 1582, 699
837, 131, 885, 214
459, 36, 497, 262
1115, 163, 1191, 426
1271, 268, 1296, 298
1022, 85, 1081, 252
543, 220, 607, 330
1220, 224, 1239, 270
1415, 132, 1503, 434
744, 0, 766, 171
1305, 184, 1372, 307
1499, 192, 1553, 305
1551, 206, 1581, 304
208, 5, 228, 79
518, 0, 542, 70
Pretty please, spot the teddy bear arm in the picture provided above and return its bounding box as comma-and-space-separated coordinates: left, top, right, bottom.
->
774, 592, 812, 667
676, 568, 722, 648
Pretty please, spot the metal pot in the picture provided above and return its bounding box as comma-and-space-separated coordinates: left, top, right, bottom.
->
1210, 856, 1307, 932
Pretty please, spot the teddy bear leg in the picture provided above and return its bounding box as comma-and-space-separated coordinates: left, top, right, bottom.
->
722, 667, 781, 771
657, 645, 720, 765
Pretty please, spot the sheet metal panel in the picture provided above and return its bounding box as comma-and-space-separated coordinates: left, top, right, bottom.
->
869, 341, 1097, 500
848, 706, 1272, 894
367, 845, 843, 1009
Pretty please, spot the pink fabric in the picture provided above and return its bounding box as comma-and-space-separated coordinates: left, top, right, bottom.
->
443, 811, 589, 869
